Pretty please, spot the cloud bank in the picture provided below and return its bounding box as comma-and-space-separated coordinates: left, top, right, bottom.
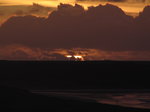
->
0, 45, 150, 60
0, 3, 150, 60
0, 3, 55, 24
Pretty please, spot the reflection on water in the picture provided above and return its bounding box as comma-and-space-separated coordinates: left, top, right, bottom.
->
97, 93, 150, 109
32, 90, 150, 109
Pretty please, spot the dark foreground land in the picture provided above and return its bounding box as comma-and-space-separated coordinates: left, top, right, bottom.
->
0, 61, 150, 89
0, 85, 150, 111
0, 61, 150, 111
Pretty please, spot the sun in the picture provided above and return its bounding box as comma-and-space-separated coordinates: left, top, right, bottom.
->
65, 55, 84, 61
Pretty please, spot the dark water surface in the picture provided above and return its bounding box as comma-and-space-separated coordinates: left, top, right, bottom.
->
32, 89, 150, 109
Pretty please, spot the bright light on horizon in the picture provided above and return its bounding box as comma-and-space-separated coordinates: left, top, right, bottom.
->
66, 55, 72, 58
65, 55, 84, 61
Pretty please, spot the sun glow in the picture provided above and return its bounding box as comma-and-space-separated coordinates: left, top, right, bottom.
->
74, 55, 82, 59
66, 55, 72, 58
66, 55, 84, 61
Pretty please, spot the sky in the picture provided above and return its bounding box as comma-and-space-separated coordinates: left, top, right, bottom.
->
0, 0, 149, 12
1, 0, 150, 11
0, 0, 149, 24
0, 0, 149, 25
0, 0, 150, 60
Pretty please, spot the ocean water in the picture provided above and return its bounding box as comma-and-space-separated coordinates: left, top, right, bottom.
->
32, 89, 150, 109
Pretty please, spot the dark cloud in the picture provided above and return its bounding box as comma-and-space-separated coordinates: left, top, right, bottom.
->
136, 5, 150, 21
132, 5, 150, 51
0, 3, 150, 53
0, 3, 55, 24
0, 11, 4, 16
0, 45, 150, 60
28, 3, 54, 14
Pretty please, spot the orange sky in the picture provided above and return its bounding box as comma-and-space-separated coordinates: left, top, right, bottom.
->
0, 0, 150, 25
0, 0, 149, 13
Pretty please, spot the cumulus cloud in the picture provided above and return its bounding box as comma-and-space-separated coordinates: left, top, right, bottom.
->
0, 3, 55, 24
0, 3, 150, 60
136, 5, 150, 21
0, 3, 133, 50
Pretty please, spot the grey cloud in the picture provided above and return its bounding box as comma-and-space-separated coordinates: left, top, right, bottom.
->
0, 3, 55, 24
0, 3, 150, 53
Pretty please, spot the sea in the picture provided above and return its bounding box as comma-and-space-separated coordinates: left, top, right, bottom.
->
31, 89, 150, 109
